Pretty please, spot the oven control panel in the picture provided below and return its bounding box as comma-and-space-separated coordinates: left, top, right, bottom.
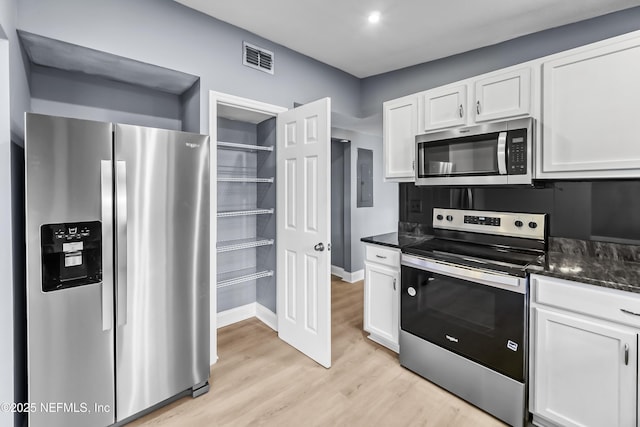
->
464, 215, 501, 227
433, 208, 546, 239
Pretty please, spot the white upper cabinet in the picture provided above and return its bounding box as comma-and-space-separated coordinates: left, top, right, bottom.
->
421, 67, 533, 132
383, 94, 418, 181
539, 34, 640, 179
383, 65, 537, 182
474, 68, 531, 123
422, 84, 468, 131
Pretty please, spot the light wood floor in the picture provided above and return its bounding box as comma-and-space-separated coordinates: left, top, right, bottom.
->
130, 276, 506, 427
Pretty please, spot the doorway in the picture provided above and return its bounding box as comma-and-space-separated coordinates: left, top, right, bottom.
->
330, 137, 351, 278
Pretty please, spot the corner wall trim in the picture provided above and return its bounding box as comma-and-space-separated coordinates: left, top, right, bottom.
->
331, 265, 364, 283
217, 302, 278, 331
256, 303, 278, 331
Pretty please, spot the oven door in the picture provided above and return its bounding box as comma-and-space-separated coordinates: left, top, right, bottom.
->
401, 255, 527, 381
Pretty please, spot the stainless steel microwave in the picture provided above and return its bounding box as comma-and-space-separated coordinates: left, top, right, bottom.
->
415, 118, 533, 186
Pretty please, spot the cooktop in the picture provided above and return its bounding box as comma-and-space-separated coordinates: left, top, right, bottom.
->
402, 208, 548, 277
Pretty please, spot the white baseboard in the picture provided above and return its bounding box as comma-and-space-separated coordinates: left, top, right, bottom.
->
331, 265, 346, 278
332, 265, 364, 283
217, 302, 278, 331
217, 303, 256, 328
347, 269, 364, 283
367, 333, 399, 353
256, 303, 278, 331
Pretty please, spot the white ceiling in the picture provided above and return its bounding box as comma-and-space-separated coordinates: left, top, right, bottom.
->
175, 0, 640, 78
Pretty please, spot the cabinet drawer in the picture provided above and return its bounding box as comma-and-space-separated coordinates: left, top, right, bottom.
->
532, 274, 640, 328
365, 245, 400, 269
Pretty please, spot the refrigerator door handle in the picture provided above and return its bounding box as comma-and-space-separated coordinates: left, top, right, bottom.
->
101, 161, 114, 331
116, 160, 128, 327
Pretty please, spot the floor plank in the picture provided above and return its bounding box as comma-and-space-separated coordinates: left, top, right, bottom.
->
130, 276, 507, 426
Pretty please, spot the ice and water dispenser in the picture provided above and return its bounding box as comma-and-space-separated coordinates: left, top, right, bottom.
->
40, 221, 102, 292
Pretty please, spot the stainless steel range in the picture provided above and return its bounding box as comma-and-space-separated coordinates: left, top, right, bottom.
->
400, 208, 547, 427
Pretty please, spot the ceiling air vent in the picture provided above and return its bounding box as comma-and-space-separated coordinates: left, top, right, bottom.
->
243, 42, 274, 75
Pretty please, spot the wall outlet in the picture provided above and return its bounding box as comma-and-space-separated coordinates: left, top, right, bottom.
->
410, 199, 422, 213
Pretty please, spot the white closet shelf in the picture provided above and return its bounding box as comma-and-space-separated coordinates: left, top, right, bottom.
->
217, 141, 274, 152
217, 208, 274, 218
217, 177, 274, 183
217, 237, 274, 253
217, 268, 274, 288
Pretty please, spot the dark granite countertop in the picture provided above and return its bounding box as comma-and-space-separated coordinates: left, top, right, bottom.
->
528, 253, 640, 294
527, 237, 640, 294
363, 234, 640, 294
360, 232, 432, 250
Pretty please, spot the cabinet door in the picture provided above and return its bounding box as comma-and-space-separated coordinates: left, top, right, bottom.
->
423, 84, 467, 131
383, 95, 417, 181
540, 37, 640, 179
474, 68, 530, 122
531, 307, 637, 427
364, 261, 399, 351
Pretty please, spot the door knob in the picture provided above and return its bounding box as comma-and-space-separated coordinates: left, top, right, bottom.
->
314, 243, 325, 252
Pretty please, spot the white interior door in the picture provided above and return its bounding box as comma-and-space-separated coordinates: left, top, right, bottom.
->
277, 98, 331, 368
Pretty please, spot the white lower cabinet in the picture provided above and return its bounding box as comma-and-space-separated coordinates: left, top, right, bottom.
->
530, 274, 639, 427
363, 244, 400, 352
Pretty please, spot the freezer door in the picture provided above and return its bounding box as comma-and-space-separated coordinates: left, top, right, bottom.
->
25, 113, 115, 427
114, 124, 210, 421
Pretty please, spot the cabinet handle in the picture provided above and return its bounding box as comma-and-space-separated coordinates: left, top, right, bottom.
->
375, 254, 387, 259
624, 344, 629, 365
476, 100, 481, 115
458, 104, 463, 118
393, 278, 396, 290
620, 308, 640, 317
412, 160, 415, 171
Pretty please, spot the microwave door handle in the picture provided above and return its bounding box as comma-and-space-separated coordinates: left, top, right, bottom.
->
497, 131, 507, 175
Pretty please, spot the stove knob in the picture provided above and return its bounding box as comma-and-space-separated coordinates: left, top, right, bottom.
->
446, 215, 453, 222
515, 220, 523, 228
436, 214, 444, 221
529, 221, 538, 229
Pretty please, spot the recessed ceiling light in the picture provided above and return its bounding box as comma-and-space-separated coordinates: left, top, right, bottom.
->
368, 11, 381, 24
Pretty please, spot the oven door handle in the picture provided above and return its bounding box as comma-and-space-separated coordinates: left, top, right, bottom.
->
497, 131, 507, 175
401, 254, 526, 294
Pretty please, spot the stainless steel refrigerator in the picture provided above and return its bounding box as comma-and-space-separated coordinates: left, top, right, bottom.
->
25, 113, 210, 427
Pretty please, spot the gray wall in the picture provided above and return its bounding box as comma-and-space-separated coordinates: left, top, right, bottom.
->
181, 80, 200, 134
30, 65, 184, 130
0, 0, 29, 424
2, 0, 29, 139
333, 128, 398, 274
256, 118, 277, 313
0, 35, 14, 427
360, 6, 640, 118
330, 139, 347, 269
17, 0, 362, 134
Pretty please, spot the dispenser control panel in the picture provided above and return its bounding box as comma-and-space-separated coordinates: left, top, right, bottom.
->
40, 221, 102, 292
